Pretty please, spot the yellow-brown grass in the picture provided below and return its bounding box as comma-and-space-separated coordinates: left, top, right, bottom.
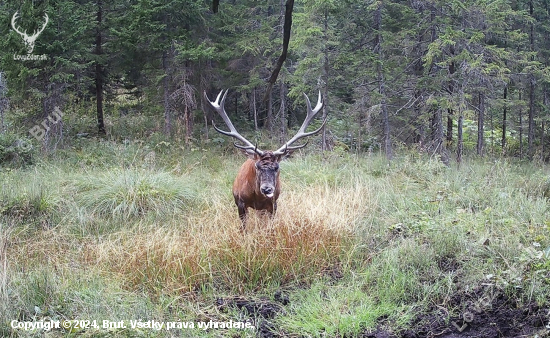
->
82, 181, 372, 294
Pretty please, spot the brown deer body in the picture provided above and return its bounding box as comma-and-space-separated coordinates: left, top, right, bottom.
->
233, 152, 281, 221
205, 90, 325, 228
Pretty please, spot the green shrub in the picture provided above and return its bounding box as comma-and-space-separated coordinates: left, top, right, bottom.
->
0, 176, 61, 226
74, 168, 197, 220
0, 132, 35, 167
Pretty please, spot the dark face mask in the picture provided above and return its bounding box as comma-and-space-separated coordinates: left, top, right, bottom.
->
255, 153, 280, 198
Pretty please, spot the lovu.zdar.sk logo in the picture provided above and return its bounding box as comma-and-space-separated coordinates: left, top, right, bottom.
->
11, 11, 49, 54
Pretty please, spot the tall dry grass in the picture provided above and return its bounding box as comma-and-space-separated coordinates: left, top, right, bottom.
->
83, 179, 373, 293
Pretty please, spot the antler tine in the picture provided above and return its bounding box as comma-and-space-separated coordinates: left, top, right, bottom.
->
205, 89, 264, 156
305, 91, 323, 121
273, 91, 326, 155
285, 141, 308, 151
233, 143, 263, 156
11, 11, 26, 36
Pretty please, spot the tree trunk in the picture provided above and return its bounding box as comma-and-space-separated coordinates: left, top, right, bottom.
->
457, 114, 464, 167
477, 92, 485, 156
279, 81, 286, 144
322, 7, 329, 151
265, 0, 294, 101
162, 50, 171, 136
202, 93, 209, 140
519, 91, 523, 159
446, 110, 453, 144
375, 2, 392, 160
528, 0, 535, 157
381, 85, 392, 159
501, 85, 507, 151
431, 108, 448, 164
412, 30, 425, 148
489, 92, 494, 155
0, 72, 7, 133
447, 54, 455, 143
267, 89, 273, 133
528, 75, 535, 157
542, 120, 545, 161
184, 106, 192, 144
428, 5, 447, 164
211, 0, 219, 13
253, 89, 258, 131
95, 0, 105, 135
542, 90, 548, 161
277, 1, 287, 143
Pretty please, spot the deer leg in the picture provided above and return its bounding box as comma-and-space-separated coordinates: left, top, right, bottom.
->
264, 201, 277, 221
272, 201, 277, 217
236, 200, 247, 229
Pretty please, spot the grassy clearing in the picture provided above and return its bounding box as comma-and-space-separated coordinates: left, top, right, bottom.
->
0, 142, 549, 337
82, 170, 361, 294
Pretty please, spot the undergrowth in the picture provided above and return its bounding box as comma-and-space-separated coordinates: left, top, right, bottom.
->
0, 142, 549, 337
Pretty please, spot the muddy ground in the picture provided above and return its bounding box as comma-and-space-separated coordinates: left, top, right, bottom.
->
218, 286, 550, 338
394, 287, 550, 338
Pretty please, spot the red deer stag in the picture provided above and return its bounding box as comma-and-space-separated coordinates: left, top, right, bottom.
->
205, 89, 325, 228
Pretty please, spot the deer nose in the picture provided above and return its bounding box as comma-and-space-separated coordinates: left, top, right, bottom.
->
261, 185, 274, 198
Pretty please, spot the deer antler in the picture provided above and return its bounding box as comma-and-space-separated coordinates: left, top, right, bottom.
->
205, 90, 264, 156
273, 91, 326, 156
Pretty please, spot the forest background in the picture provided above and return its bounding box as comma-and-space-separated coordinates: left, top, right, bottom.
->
1, 0, 549, 163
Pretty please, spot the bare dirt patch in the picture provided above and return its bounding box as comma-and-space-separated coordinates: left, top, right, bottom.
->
396, 286, 549, 338
217, 294, 286, 337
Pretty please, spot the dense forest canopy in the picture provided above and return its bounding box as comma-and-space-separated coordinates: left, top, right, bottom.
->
1, 0, 550, 163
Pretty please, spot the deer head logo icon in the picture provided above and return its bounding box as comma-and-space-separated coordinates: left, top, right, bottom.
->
11, 11, 49, 54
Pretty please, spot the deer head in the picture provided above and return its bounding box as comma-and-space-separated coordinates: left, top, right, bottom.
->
11, 11, 49, 54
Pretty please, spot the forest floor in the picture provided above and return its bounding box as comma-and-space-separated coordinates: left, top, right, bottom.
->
1, 137, 550, 337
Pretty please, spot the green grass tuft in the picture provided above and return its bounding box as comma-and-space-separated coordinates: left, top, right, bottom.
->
277, 282, 406, 337
74, 168, 197, 220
